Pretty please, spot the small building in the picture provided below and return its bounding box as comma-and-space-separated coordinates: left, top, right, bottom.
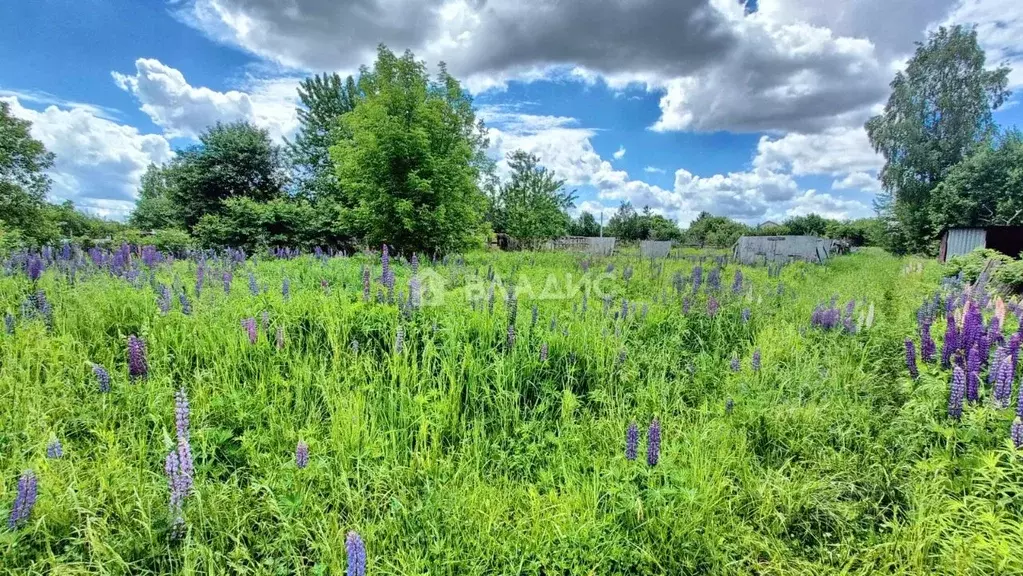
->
757, 220, 781, 229
939, 226, 1023, 262
734, 235, 844, 265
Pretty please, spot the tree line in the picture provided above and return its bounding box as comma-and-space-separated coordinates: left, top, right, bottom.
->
1, 27, 1016, 256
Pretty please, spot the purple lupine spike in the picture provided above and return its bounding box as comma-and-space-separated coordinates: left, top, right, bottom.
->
646, 418, 661, 466
27, 256, 44, 282
707, 267, 721, 291
682, 297, 691, 314
127, 335, 148, 380
625, 421, 639, 461
1012, 418, 1023, 449
741, 308, 751, 323
157, 284, 172, 314
507, 324, 516, 350
275, 326, 285, 350
707, 296, 719, 316
248, 272, 259, 296
362, 266, 371, 302
949, 366, 966, 420
752, 349, 761, 371
990, 346, 1006, 385
222, 270, 232, 293
178, 291, 192, 315
7, 470, 38, 529
346, 531, 367, 576
731, 269, 743, 294
408, 276, 421, 309
296, 441, 309, 469
920, 320, 936, 363
175, 387, 190, 442
93, 363, 110, 393
46, 438, 63, 459
620, 298, 629, 320
941, 314, 958, 368
1010, 334, 1022, 373
282, 278, 290, 301
381, 244, 393, 290
531, 304, 539, 326
691, 265, 703, 292
725, 398, 734, 414
394, 325, 404, 354
242, 318, 257, 345
195, 263, 205, 297
905, 339, 919, 380
995, 358, 1014, 409
965, 345, 981, 403
730, 355, 740, 372
540, 342, 548, 362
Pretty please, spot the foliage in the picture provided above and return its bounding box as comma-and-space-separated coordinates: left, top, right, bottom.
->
682, 211, 749, 247
330, 46, 491, 254
605, 203, 681, 241
0, 100, 55, 245
866, 25, 1012, 254
489, 150, 575, 248
943, 248, 1013, 283
168, 121, 289, 230
130, 164, 181, 231
288, 73, 359, 200
783, 214, 830, 237
194, 197, 350, 252
994, 259, 1023, 293
929, 130, 1023, 231
568, 211, 601, 237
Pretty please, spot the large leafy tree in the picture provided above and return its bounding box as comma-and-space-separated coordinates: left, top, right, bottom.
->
168, 121, 289, 229
0, 101, 56, 244
929, 130, 1023, 230
492, 150, 576, 248
130, 164, 180, 230
783, 214, 830, 237
288, 73, 359, 200
331, 45, 491, 254
569, 211, 601, 237
683, 212, 749, 247
606, 202, 644, 240
865, 25, 1011, 253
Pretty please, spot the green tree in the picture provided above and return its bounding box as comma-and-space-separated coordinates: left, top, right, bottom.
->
647, 214, 681, 241
130, 164, 180, 230
929, 130, 1023, 230
784, 214, 830, 236
168, 121, 289, 229
569, 211, 601, 236
492, 150, 575, 248
683, 212, 749, 247
606, 202, 643, 240
865, 25, 1011, 253
0, 101, 56, 244
288, 73, 359, 200
331, 45, 491, 254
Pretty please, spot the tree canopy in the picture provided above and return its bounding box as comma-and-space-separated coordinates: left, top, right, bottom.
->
0, 101, 56, 244
490, 150, 576, 248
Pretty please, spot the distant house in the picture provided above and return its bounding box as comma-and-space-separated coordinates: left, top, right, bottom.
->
757, 220, 781, 229
939, 226, 1023, 262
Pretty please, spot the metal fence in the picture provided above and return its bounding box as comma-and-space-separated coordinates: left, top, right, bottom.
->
640, 240, 673, 258
734, 235, 841, 265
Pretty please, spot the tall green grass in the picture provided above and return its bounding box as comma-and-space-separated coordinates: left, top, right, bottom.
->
2, 249, 1022, 575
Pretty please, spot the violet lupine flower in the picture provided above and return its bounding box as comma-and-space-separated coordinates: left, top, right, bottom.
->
34, 290, 52, 330
625, 422, 639, 460
276, 326, 285, 350
647, 418, 661, 466
949, 366, 966, 420
127, 335, 148, 380
988, 316, 1003, 348
620, 298, 629, 320
47, 438, 63, 459
381, 244, 393, 290
27, 256, 43, 282
707, 267, 721, 291
707, 296, 719, 316
394, 325, 405, 354
156, 284, 172, 314
540, 342, 549, 362
1012, 418, 1023, 449
4, 312, 14, 335
362, 266, 371, 302
725, 398, 734, 414
282, 278, 290, 301
1010, 334, 1022, 375
248, 272, 259, 296
730, 355, 740, 372
296, 441, 309, 469
222, 270, 233, 293
507, 324, 516, 350
178, 291, 192, 315
195, 263, 205, 297
93, 363, 110, 393
7, 470, 38, 530
994, 358, 1014, 409
941, 314, 958, 368
904, 339, 919, 379
682, 297, 691, 315
531, 304, 539, 327
408, 276, 421, 309
242, 318, 257, 345
752, 349, 761, 371
967, 345, 982, 403
261, 311, 270, 332
741, 308, 751, 323
346, 531, 367, 576
990, 346, 1006, 385
731, 269, 743, 294
691, 265, 703, 292
920, 321, 936, 363
506, 286, 517, 325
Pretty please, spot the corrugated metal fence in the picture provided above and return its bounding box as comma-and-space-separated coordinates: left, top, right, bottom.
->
640, 241, 673, 258
734, 236, 841, 265
943, 228, 987, 261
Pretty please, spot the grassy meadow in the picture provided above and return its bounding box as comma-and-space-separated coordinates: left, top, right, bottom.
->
2, 246, 1023, 575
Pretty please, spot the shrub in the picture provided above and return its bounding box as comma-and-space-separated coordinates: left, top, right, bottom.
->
944, 248, 1013, 283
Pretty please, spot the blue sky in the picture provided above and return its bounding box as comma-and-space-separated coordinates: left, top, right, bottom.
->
1, 0, 1021, 224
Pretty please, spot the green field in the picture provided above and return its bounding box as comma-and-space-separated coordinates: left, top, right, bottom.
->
2, 247, 1022, 575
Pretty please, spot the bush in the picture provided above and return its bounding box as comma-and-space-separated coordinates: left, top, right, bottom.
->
944, 248, 1014, 283
994, 259, 1023, 292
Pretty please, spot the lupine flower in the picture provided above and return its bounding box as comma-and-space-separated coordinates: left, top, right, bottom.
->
166, 388, 194, 537
195, 264, 205, 297
730, 355, 740, 372
647, 418, 661, 466
394, 325, 405, 354
408, 276, 421, 309
725, 398, 734, 414
920, 321, 936, 363
1012, 418, 1023, 449
93, 363, 111, 393
346, 531, 367, 576
127, 335, 148, 380
1010, 334, 1022, 375
242, 318, 257, 345
625, 421, 639, 460
904, 339, 919, 379
752, 349, 761, 371
949, 366, 966, 420
741, 308, 751, 323
381, 244, 393, 290
296, 441, 309, 469
222, 270, 232, 293
941, 314, 958, 368
540, 342, 549, 362
731, 269, 743, 294
507, 324, 516, 350
506, 286, 517, 325
994, 358, 1014, 409
682, 297, 691, 315
691, 265, 703, 292
248, 272, 259, 296
965, 345, 982, 402
156, 284, 172, 314
707, 296, 719, 316
4, 312, 14, 335
178, 291, 192, 315
362, 266, 371, 302
707, 267, 721, 291
282, 278, 290, 300
7, 470, 38, 529
47, 438, 63, 459
275, 326, 285, 350
27, 256, 43, 282
620, 298, 629, 320
990, 346, 1006, 385
531, 304, 539, 327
